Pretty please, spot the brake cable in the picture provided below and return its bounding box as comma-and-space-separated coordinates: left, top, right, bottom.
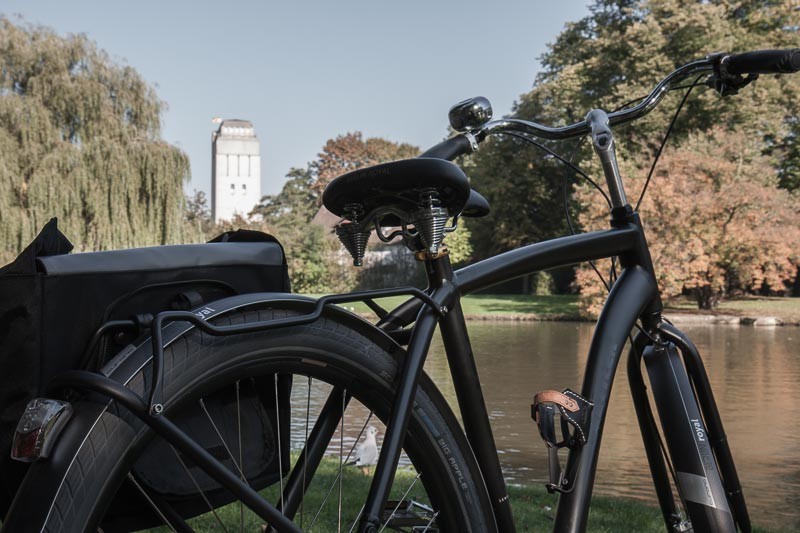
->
636, 76, 705, 211
496, 130, 614, 291
557, 77, 707, 291
493, 77, 706, 292
500, 131, 612, 208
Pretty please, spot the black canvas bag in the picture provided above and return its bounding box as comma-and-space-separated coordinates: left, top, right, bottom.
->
0, 219, 292, 516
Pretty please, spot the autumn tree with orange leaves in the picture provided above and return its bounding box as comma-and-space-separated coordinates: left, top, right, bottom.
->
309, 132, 419, 199
576, 129, 800, 314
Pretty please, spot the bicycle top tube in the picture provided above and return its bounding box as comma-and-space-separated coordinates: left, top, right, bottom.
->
479, 59, 714, 141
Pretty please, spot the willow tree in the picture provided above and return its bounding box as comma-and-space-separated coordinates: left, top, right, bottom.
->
0, 18, 190, 263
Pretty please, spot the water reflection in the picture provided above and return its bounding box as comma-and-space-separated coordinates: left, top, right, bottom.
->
424, 322, 799, 530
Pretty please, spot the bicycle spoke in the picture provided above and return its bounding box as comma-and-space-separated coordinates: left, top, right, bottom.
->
308, 410, 374, 529
279, 385, 351, 521
338, 388, 346, 533
422, 510, 439, 532
236, 380, 244, 533
302, 375, 312, 529
125, 473, 180, 533
275, 374, 286, 515
169, 445, 230, 533
198, 397, 248, 482
347, 504, 366, 533
379, 471, 422, 532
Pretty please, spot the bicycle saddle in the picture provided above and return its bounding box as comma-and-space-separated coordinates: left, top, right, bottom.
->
322, 158, 486, 224
463, 189, 490, 218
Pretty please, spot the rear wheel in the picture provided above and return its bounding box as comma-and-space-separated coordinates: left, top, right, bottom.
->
3, 306, 496, 532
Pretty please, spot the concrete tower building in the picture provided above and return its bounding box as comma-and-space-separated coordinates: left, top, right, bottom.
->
211, 119, 261, 223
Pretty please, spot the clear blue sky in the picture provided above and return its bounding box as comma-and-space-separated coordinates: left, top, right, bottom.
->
2, 1, 590, 196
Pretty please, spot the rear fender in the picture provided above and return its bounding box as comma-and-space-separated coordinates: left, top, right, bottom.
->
2, 292, 401, 531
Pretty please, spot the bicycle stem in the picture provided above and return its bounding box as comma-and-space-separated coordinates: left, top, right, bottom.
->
586, 109, 628, 209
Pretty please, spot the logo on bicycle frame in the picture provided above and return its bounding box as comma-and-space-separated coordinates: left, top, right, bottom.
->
194, 306, 215, 320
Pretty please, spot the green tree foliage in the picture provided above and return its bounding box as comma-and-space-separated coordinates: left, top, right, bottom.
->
253, 167, 318, 224
464, 136, 571, 259
249, 168, 343, 293
466, 0, 799, 261
443, 219, 473, 267
0, 18, 190, 263
184, 189, 213, 236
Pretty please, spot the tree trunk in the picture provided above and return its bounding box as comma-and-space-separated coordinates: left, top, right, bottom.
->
695, 286, 721, 310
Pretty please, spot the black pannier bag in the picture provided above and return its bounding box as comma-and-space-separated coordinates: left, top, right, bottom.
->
0, 219, 292, 520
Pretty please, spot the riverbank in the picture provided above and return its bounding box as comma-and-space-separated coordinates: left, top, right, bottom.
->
336, 294, 800, 326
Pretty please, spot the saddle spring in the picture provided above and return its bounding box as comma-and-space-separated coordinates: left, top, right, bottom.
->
334, 190, 455, 266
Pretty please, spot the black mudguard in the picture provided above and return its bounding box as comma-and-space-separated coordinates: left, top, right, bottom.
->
2, 292, 401, 532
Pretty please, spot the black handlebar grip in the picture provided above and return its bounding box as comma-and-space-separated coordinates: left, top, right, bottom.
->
724, 48, 800, 76
419, 134, 474, 161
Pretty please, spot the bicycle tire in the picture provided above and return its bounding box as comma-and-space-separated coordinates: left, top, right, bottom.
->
3, 303, 496, 532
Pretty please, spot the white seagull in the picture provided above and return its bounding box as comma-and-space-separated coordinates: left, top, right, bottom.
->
350, 426, 379, 472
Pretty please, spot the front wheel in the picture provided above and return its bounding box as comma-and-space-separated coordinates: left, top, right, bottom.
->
3, 304, 496, 532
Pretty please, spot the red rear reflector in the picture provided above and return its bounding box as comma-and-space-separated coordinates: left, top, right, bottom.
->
11, 398, 72, 462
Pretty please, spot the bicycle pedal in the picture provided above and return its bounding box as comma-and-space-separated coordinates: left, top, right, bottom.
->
531, 388, 594, 493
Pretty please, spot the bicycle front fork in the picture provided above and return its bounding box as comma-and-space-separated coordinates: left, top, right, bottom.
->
628, 323, 751, 533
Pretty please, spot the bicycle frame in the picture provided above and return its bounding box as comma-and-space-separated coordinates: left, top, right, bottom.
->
11, 49, 791, 532
359, 217, 661, 532
41, 186, 744, 533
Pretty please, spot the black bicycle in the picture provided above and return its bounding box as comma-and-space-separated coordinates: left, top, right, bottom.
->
3, 49, 799, 533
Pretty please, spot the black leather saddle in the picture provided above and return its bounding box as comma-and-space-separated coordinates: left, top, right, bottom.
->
322, 158, 490, 226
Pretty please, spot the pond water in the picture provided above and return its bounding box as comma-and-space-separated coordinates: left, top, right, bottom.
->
422, 321, 800, 530
286, 320, 798, 530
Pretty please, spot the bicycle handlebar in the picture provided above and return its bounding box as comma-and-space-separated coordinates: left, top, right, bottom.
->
724, 48, 800, 76
419, 134, 476, 159
426, 49, 799, 161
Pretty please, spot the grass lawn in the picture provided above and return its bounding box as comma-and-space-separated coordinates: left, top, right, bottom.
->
2, 474, 786, 532
307, 291, 800, 323
665, 295, 800, 323
134, 459, 784, 532
508, 484, 783, 532
308, 293, 582, 319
